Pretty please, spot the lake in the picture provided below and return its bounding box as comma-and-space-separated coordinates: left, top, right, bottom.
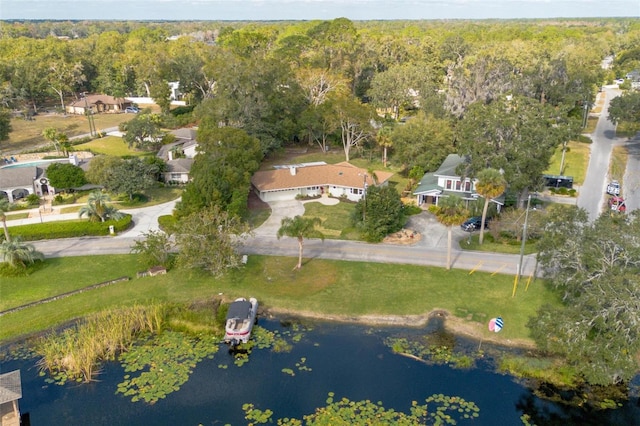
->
2, 318, 639, 425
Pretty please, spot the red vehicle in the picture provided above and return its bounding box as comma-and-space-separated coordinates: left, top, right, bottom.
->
609, 196, 626, 213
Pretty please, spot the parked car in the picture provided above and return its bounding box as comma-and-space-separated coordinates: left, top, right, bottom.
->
461, 216, 490, 232
609, 196, 626, 213
606, 180, 620, 195
124, 106, 139, 114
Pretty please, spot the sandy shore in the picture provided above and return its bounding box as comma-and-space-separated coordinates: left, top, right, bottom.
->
262, 307, 537, 350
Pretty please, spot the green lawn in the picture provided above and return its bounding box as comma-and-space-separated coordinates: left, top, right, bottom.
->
303, 200, 360, 239
610, 146, 628, 183
0, 254, 558, 345
544, 140, 590, 185
5, 113, 135, 155
73, 135, 149, 157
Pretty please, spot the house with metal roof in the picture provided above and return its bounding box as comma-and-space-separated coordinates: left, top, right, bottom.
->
251, 162, 394, 203
413, 154, 504, 209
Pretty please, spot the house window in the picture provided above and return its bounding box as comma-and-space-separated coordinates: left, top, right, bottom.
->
170, 173, 182, 180
446, 180, 452, 190
465, 181, 471, 192
455, 181, 461, 191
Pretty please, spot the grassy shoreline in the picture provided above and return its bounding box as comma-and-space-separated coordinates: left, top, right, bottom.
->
0, 254, 557, 348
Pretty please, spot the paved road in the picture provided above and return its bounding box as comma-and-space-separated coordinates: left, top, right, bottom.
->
28, 197, 538, 278
577, 86, 625, 221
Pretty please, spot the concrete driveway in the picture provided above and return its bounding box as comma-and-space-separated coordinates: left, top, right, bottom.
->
254, 198, 463, 250
253, 196, 340, 238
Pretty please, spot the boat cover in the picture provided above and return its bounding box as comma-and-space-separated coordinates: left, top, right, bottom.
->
226, 300, 252, 320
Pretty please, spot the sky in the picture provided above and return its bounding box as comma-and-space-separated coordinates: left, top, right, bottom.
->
2, 0, 639, 21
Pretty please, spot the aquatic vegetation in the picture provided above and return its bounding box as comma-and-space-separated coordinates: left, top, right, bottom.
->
281, 368, 295, 376
295, 357, 311, 372
224, 324, 308, 367
116, 331, 219, 403
243, 392, 480, 424
281, 357, 312, 376
384, 337, 475, 369
0, 342, 36, 362
36, 304, 165, 384
243, 403, 274, 424
499, 355, 579, 387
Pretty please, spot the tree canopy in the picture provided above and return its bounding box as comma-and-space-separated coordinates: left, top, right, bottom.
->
178, 126, 262, 218
174, 206, 251, 276
608, 91, 640, 126
353, 185, 405, 243
530, 206, 640, 385
45, 162, 87, 190
103, 157, 158, 200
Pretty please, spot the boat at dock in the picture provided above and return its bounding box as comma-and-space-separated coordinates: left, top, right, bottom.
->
224, 297, 258, 347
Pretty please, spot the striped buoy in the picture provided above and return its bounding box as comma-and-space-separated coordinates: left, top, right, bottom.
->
488, 317, 504, 333
494, 316, 503, 333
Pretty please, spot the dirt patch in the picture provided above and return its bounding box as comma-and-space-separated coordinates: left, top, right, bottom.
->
262, 307, 537, 350
383, 228, 421, 245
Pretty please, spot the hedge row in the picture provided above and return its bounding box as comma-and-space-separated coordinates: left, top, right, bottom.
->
8, 215, 132, 241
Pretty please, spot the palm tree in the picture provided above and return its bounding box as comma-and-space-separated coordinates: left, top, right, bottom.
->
0, 197, 11, 242
277, 216, 325, 270
377, 126, 393, 168
79, 191, 124, 222
429, 196, 469, 270
0, 238, 44, 270
475, 168, 507, 245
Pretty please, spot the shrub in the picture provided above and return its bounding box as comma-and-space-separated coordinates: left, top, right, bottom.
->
403, 203, 422, 216
575, 135, 592, 144
25, 194, 40, 206
158, 214, 177, 233
8, 214, 132, 241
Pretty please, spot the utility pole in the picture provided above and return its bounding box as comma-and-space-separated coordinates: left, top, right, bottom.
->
362, 173, 368, 222
82, 92, 96, 137
517, 193, 532, 285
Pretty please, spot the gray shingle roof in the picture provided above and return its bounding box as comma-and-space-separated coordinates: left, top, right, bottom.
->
166, 158, 194, 173
0, 166, 42, 188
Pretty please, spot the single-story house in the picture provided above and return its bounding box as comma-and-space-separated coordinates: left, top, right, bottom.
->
66, 94, 132, 115
0, 155, 92, 202
413, 154, 504, 210
251, 161, 394, 203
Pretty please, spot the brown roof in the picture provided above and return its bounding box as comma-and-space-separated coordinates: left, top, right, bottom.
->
251, 162, 394, 192
68, 94, 129, 107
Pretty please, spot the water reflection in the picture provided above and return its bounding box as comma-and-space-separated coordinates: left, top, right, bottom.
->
2, 318, 639, 425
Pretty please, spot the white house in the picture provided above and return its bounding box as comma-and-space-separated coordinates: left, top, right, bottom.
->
0, 156, 90, 202
413, 154, 503, 209
157, 128, 198, 183
251, 162, 394, 203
